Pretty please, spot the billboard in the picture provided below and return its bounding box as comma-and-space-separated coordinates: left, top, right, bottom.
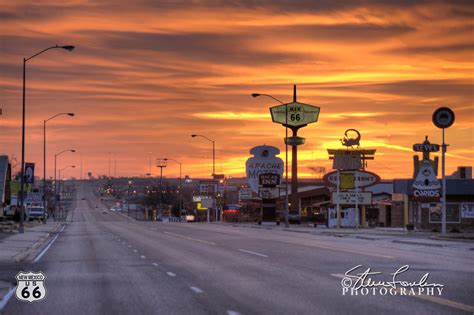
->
24, 163, 35, 184
323, 170, 380, 189
331, 192, 372, 205
412, 160, 440, 202
245, 145, 283, 193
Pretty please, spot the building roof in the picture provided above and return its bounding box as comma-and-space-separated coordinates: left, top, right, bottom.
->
393, 178, 474, 196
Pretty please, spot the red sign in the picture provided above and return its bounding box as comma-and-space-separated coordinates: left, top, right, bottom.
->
323, 170, 380, 188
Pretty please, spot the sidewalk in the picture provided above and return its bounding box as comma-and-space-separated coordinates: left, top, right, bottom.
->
220, 222, 474, 244
0, 221, 64, 306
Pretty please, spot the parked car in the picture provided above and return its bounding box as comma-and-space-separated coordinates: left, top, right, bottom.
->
28, 206, 45, 220
288, 211, 301, 224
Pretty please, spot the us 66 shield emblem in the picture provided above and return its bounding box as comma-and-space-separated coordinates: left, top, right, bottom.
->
15, 271, 47, 302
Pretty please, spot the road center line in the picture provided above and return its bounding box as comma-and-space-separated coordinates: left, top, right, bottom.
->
152, 262, 159, 267
133, 249, 137, 253
238, 248, 268, 258
140, 255, 146, 259
329, 274, 474, 312
190, 286, 204, 294
166, 272, 176, 277
163, 231, 216, 245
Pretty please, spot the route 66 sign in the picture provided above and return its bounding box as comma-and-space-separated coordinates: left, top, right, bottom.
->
15, 271, 47, 302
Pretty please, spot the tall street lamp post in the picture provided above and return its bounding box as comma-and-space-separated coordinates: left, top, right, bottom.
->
54, 149, 75, 220
252, 93, 290, 228
43, 112, 74, 223
191, 134, 215, 176
164, 158, 183, 215
19, 44, 75, 233
191, 134, 216, 223
58, 165, 75, 221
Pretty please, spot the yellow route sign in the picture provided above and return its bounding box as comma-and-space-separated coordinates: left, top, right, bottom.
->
270, 102, 320, 128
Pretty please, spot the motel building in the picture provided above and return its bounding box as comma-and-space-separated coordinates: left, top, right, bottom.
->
390, 167, 474, 231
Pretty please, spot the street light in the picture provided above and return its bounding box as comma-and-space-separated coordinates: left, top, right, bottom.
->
252, 92, 289, 228
43, 112, 74, 223
18, 44, 75, 233
164, 158, 183, 215
58, 165, 75, 221
191, 134, 215, 176
191, 134, 216, 223
54, 149, 75, 220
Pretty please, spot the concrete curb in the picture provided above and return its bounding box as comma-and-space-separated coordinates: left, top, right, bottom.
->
392, 240, 443, 248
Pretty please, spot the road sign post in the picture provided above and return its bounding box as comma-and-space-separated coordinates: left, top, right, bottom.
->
269, 86, 320, 218
432, 107, 455, 236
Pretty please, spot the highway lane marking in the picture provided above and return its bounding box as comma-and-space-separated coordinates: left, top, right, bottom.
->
133, 249, 138, 253
314, 244, 393, 259
128, 245, 132, 248
152, 262, 159, 267
140, 255, 146, 259
190, 286, 204, 294
33, 233, 59, 263
166, 272, 176, 277
227, 311, 241, 315
238, 249, 268, 258
163, 231, 216, 245
330, 274, 474, 313
0, 287, 15, 312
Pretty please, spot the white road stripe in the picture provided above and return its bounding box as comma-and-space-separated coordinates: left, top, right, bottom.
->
190, 286, 204, 294
227, 311, 241, 315
238, 248, 268, 258
166, 272, 176, 277
152, 262, 159, 267
163, 231, 216, 245
33, 233, 59, 263
128, 245, 131, 248
329, 273, 474, 312
0, 287, 15, 311
140, 255, 146, 259
133, 249, 138, 253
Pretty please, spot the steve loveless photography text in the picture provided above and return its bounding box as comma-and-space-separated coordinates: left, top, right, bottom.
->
341, 265, 444, 296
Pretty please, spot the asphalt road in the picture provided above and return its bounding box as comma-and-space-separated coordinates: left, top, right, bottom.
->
3, 182, 474, 314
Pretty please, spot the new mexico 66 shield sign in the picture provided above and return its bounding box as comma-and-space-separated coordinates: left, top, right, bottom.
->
15, 271, 47, 303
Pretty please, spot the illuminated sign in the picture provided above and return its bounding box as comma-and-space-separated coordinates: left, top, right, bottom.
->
412, 160, 440, 202
323, 170, 380, 188
246, 145, 284, 193
270, 102, 320, 128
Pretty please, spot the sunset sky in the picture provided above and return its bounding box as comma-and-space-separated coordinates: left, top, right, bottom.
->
0, 0, 472, 180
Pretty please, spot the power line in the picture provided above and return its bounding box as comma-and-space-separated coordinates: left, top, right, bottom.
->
372, 160, 411, 178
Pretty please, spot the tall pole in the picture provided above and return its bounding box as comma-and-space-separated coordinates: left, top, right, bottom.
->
290, 85, 299, 217
80, 153, 83, 180
337, 170, 340, 229
54, 154, 57, 221
179, 162, 182, 211
19, 59, 26, 233
285, 98, 289, 228
18, 45, 75, 232
108, 152, 111, 178
355, 170, 359, 230
58, 169, 61, 221
441, 129, 446, 235
43, 120, 46, 223
149, 152, 152, 176
212, 140, 215, 176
